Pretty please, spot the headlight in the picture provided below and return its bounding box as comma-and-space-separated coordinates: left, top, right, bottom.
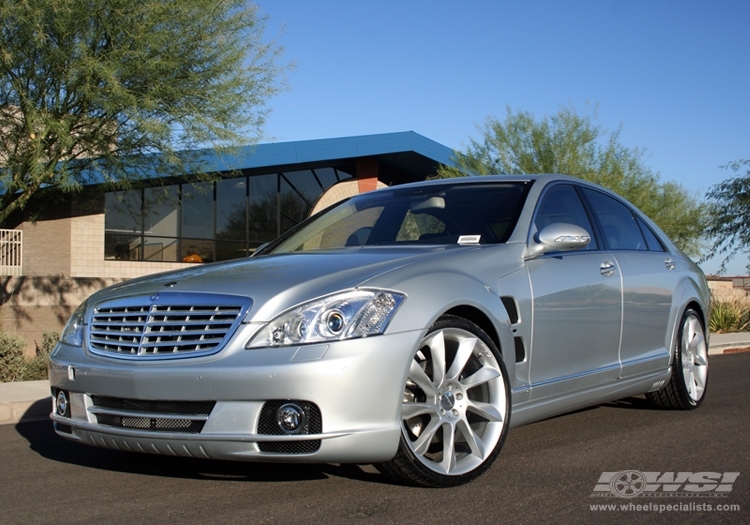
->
246, 289, 405, 348
60, 301, 87, 347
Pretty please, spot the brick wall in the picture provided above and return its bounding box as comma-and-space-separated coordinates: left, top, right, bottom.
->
18, 216, 72, 277
0, 276, 124, 355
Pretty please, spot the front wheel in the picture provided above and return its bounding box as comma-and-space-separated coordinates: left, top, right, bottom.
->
375, 316, 510, 487
647, 308, 708, 410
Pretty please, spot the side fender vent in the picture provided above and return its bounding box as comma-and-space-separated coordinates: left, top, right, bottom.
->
500, 296, 519, 325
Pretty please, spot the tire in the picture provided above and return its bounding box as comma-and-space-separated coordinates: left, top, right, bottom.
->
375, 315, 510, 487
647, 308, 708, 410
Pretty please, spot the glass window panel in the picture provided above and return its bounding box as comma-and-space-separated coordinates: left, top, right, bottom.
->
104, 234, 142, 260
143, 186, 179, 237
312, 168, 339, 191
337, 169, 354, 181
249, 173, 278, 242
582, 188, 647, 251
636, 216, 666, 252
316, 207, 384, 250
217, 178, 247, 240
143, 237, 179, 261
283, 170, 322, 206
396, 212, 446, 241
534, 184, 598, 250
271, 182, 528, 253
280, 176, 311, 227
105, 190, 142, 234
216, 240, 249, 262
181, 239, 214, 263
181, 182, 214, 239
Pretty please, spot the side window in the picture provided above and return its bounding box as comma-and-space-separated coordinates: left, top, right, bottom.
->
533, 184, 598, 250
636, 216, 667, 252
582, 188, 647, 251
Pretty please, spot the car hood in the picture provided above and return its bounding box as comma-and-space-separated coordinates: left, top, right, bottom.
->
90, 246, 497, 321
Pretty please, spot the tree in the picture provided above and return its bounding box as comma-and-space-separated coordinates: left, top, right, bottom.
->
704, 160, 750, 273
437, 106, 705, 256
0, 0, 286, 224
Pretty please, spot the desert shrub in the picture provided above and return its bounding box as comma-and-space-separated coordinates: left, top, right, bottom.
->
709, 295, 750, 333
23, 331, 59, 381
0, 330, 59, 382
0, 331, 29, 382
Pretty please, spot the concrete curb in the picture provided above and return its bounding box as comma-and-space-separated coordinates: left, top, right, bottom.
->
0, 380, 51, 426
2, 335, 749, 426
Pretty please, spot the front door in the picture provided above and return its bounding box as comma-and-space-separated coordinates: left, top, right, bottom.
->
525, 184, 622, 401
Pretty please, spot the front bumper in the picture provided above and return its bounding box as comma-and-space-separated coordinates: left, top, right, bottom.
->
48, 326, 423, 464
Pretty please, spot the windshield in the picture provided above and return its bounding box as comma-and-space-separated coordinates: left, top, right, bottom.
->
267, 181, 530, 254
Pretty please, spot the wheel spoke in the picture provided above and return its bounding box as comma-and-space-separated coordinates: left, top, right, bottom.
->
457, 417, 485, 459
425, 331, 447, 387
694, 367, 706, 390
446, 337, 477, 381
467, 400, 504, 423
409, 359, 438, 397
689, 332, 705, 353
440, 423, 457, 473
411, 416, 441, 455
460, 364, 501, 389
401, 402, 437, 420
694, 354, 708, 367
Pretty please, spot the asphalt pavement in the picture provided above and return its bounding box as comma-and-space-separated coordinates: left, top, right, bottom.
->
2, 332, 749, 426
3, 351, 748, 525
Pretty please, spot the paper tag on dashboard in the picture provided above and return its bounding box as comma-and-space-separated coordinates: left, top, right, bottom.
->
457, 235, 481, 245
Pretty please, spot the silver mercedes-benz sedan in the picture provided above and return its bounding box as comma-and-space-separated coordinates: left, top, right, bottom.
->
48, 174, 710, 487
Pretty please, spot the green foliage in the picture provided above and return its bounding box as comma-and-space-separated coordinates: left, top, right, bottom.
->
0, 0, 287, 223
709, 295, 750, 333
0, 330, 58, 382
0, 331, 28, 382
23, 331, 59, 380
437, 105, 705, 256
704, 160, 750, 274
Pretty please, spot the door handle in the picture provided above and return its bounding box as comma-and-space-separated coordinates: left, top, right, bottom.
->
665, 258, 676, 271
600, 260, 616, 277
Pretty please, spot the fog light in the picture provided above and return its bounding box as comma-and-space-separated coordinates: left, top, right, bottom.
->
56, 390, 70, 417
276, 403, 306, 434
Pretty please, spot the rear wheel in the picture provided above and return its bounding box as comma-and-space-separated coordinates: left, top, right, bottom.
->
647, 308, 708, 410
375, 316, 510, 487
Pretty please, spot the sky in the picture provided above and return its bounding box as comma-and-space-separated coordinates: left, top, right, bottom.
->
256, 0, 750, 275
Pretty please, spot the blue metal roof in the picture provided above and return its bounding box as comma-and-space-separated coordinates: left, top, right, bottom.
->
1, 132, 456, 196
197, 131, 455, 173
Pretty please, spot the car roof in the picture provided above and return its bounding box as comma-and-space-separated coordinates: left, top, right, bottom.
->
391, 174, 573, 189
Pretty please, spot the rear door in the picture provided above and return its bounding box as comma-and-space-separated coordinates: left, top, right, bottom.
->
580, 188, 675, 377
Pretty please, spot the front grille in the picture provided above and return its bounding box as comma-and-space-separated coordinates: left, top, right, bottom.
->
88, 292, 251, 360
89, 395, 215, 434
257, 400, 322, 454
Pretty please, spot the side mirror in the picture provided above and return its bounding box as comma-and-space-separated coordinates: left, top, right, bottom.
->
527, 223, 591, 258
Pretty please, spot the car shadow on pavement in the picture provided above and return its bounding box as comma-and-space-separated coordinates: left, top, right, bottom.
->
599, 395, 656, 410
14, 420, 390, 485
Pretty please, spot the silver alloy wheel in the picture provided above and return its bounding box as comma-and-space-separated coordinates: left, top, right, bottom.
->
681, 312, 708, 403
401, 326, 508, 476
